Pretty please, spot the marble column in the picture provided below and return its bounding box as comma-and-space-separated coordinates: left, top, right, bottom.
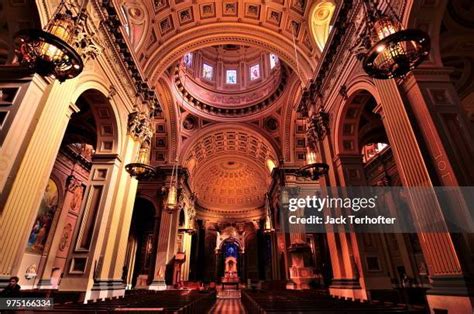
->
318, 135, 367, 300
375, 78, 473, 313
0, 76, 76, 286
149, 207, 179, 290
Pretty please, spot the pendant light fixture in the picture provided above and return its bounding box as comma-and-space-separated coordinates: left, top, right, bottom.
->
14, 0, 88, 82
125, 141, 156, 180
263, 193, 275, 233
296, 146, 329, 181
125, 98, 157, 180
360, 0, 430, 79
166, 157, 179, 213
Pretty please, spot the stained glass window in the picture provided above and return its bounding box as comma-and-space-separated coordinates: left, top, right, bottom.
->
183, 53, 193, 67
202, 63, 213, 80
270, 54, 279, 69
226, 69, 237, 84
250, 64, 260, 80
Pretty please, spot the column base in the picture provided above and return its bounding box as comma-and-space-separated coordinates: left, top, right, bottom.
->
426, 294, 474, 313
329, 279, 367, 301
148, 280, 168, 291
37, 279, 57, 290
85, 280, 125, 303
426, 275, 474, 313
0, 275, 11, 288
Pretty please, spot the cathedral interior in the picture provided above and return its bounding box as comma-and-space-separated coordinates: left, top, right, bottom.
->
0, 0, 473, 313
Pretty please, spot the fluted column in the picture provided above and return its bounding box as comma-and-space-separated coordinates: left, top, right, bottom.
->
315, 120, 367, 300
0, 77, 76, 284
375, 78, 472, 312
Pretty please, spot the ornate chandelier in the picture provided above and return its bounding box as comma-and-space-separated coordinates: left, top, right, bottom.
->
125, 142, 156, 180
125, 107, 157, 180
360, 0, 430, 79
296, 147, 329, 180
296, 111, 330, 181
263, 193, 275, 233
13, 0, 86, 82
166, 158, 179, 213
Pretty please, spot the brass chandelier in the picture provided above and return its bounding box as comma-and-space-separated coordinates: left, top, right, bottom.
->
360, 0, 430, 79
14, 0, 87, 82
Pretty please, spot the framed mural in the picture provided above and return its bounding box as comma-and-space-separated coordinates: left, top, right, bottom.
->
26, 178, 59, 254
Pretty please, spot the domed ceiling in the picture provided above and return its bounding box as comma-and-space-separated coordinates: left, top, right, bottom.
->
193, 157, 268, 211
173, 45, 289, 120
181, 125, 279, 221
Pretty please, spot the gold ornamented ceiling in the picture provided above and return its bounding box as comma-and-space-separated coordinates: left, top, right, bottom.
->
181, 124, 279, 219
118, 0, 321, 85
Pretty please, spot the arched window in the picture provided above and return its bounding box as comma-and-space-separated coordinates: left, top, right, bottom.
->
269, 54, 279, 69
266, 159, 276, 172
183, 53, 193, 67
310, 1, 336, 52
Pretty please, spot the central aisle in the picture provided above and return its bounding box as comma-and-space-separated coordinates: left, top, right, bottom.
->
209, 299, 247, 313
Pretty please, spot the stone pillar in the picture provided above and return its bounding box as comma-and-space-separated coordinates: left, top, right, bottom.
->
59, 140, 138, 302
149, 206, 179, 290
375, 78, 473, 313
316, 123, 367, 300
0, 76, 76, 285
145, 208, 162, 286
36, 173, 83, 289
181, 232, 192, 282
87, 136, 139, 300
401, 68, 474, 186
285, 180, 315, 290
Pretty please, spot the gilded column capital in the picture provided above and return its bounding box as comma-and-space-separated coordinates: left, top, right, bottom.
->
306, 110, 330, 146
127, 111, 154, 145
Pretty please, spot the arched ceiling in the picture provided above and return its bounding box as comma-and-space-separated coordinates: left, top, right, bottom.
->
181, 124, 279, 220
193, 156, 268, 211
118, 0, 320, 85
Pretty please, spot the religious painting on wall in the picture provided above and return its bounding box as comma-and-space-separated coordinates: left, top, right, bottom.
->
26, 178, 59, 254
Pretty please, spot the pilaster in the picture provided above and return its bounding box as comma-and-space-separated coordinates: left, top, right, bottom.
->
0, 77, 76, 284
375, 78, 473, 313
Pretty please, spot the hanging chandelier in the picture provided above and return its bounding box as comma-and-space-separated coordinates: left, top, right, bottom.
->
125, 142, 156, 180
13, 0, 86, 82
360, 0, 430, 79
166, 158, 179, 213
263, 193, 275, 233
296, 147, 329, 181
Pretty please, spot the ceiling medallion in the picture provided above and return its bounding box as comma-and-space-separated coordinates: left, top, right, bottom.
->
357, 1, 430, 79
14, 0, 87, 82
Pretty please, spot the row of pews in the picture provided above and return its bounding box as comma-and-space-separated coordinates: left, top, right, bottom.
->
18, 289, 216, 313
242, 289, 427, 314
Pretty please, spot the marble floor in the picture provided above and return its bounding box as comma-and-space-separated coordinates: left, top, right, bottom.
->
209, 299, 247, 313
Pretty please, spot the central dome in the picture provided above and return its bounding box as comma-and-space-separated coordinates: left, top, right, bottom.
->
174, 45, 288, 119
